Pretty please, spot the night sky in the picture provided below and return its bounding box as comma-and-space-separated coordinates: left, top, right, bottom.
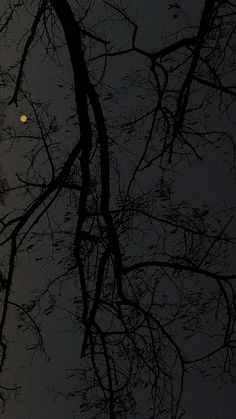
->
1, 1, 236, 418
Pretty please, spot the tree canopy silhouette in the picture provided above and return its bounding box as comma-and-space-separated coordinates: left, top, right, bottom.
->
1, 0, 236, 417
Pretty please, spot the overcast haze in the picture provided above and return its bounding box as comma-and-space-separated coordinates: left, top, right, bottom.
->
1, 1, 236, 418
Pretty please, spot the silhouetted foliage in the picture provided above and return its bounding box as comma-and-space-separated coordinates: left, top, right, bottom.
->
1, 1, 236, 417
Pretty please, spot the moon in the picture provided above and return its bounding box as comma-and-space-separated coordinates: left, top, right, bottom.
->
20, 114, 28, 123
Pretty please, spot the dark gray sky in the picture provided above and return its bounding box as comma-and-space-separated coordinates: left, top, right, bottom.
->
1, 0, 236, 418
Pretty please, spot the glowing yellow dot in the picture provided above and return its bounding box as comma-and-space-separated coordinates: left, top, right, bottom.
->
20, 114, 28, 123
